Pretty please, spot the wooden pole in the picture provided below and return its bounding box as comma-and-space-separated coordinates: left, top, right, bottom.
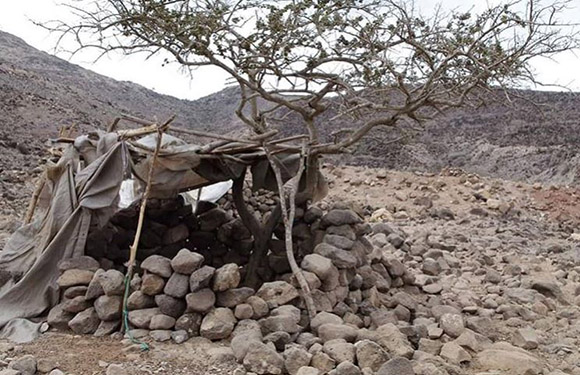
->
23, 172, 47, 224
121, 125, 164, 333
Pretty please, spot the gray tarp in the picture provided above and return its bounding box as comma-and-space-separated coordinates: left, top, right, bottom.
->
0, 137, 128, 328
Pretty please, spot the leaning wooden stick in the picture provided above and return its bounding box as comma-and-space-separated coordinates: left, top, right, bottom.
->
265, 141, 317, 321
121, 125, 164, 332
23, 171, 47, 224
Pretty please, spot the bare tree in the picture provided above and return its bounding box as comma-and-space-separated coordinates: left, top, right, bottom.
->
43, 0, 578, 295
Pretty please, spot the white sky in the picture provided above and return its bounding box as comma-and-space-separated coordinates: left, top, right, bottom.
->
0, 0, 578, 100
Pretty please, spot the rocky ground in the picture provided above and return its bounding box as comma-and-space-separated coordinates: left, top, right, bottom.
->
0, 165, 579, 375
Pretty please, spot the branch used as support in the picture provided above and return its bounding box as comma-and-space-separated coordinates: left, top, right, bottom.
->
23, 171, 47, 224
121, 125, 164, 334
265, 142, 317, 321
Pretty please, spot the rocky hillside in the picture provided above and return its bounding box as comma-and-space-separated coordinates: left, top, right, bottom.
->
1, 30, 580, 216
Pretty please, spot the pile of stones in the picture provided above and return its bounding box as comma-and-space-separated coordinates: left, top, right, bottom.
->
47, 205, 434, 374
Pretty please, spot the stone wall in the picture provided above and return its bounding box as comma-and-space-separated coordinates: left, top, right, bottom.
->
47, 204, 420, 374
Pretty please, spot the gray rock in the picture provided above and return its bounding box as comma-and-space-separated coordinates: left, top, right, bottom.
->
171, 249, 204, 274
68, 307, 100, 334
335, 361, 361, 375
231, 333, 262, 362
377, 357, 414, 375
189, 265, 216, 292
418, 338, 442, 355
175, 313, 203, 336
264, 331, 292, 351
318, 324, 358, 343
155, 294, 186, 318
323, 234, 355, 250
150, 330, 172, 342
321, 210, 362, 227
375, 323, 414, 359
485, 269, 502, 284
323, 339, 355, 363
393, 292, 417, 311
57, 269, 94, 288
314, 243, 357, 269
216, 287, 255, 308
85, 269, 105, 299
141, 255, 173, 278
296, 367, 320, 375
256, 281, 299, 307
171, 330, 189, 344
58, 256, 100, 272
301, 254, 334, 281
94, 295, 122, 321
186, 288, 216, 313
94, 320, 120, 337
513, 327, 539, 350
439, 313, 465, 338
150, 314, 176, 330
311, 312, 343, 332
164, 272, 190, 298
199, 208, 231, 232
141, 273, 166, 295
212, 264, 241, 292
62, 295, 91, 314
200, 308, 236, 340
8, 355, 37, 375
63, 286, 89, 299
440, 342, 471, 364
284, 345, 313, 375
128, 308, 161, 329
260, 315, 301, 334
47, 303, 75, 330
355, 339, 390, 372
1, 369, 24, 375
476, 342, 542, 375
247, 296, 269, 319
234, 304, 254, 320
36, 358, 58, 374
310, 352, 335, 373
97, 269, 125, 296
270, 305, 301, 322
127, 291, 155, 310
162, 223, 189, 245
243, 341, 284, 375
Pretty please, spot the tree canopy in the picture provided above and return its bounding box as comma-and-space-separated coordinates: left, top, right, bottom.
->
46, 0, 578, 154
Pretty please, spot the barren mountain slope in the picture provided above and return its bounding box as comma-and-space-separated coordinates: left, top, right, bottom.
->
1, 30, 580, 218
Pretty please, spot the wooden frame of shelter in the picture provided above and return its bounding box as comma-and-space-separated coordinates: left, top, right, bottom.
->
0, 115, 326, 328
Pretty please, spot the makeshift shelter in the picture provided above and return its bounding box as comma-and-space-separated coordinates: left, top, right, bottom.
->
0, 121, 326, 329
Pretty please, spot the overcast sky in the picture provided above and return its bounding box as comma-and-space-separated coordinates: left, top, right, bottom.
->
1, 0, 579, 101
